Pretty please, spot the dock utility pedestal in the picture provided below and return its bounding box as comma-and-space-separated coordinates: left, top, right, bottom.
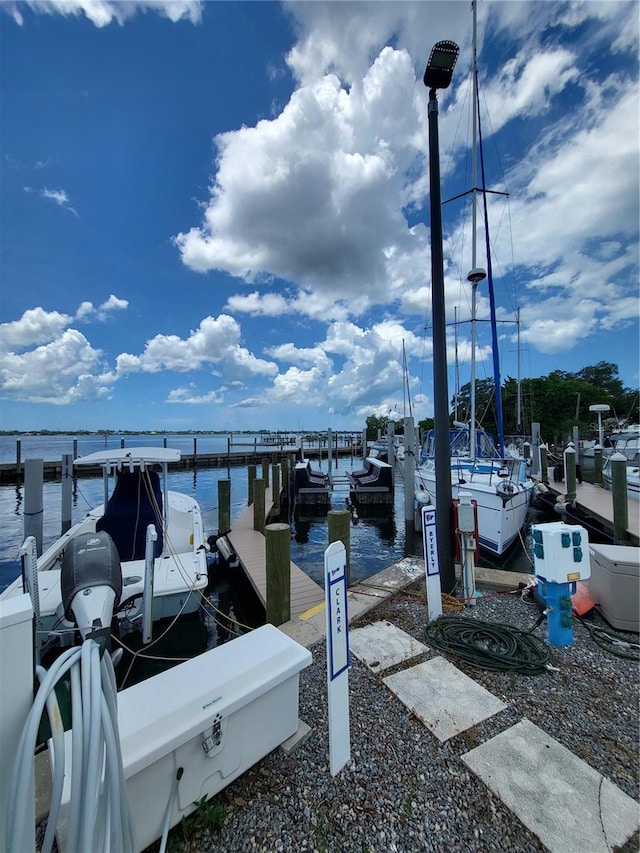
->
55, 624, 312, 851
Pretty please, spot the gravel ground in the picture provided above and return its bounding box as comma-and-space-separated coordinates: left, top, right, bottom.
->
153, 580, 639, 853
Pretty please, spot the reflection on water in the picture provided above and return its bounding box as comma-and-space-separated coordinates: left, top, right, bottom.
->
13, 484, 22, 516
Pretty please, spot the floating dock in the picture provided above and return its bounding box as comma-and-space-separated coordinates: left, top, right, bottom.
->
226, 487, 325, 619
536, 479, 639, 545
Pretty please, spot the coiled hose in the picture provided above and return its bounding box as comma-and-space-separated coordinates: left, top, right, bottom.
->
4, 639, 137, 853
425, 616, 551, 675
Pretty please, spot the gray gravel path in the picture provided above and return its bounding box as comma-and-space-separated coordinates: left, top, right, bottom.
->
159, 582, 639, 853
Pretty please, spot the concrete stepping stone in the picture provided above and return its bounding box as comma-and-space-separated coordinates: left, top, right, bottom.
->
349, 620, 428, 672
462, 718, 640, 853
383, 655, 506, 742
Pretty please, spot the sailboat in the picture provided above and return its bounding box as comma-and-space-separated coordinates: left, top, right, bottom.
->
414, 1, 534, 560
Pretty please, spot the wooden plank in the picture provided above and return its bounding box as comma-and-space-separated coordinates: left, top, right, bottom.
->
227, 489, 324, 618
540, 479, 639, 541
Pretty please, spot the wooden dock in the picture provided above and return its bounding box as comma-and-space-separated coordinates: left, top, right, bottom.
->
227, 488, 325, 619
539, 479, 639, 545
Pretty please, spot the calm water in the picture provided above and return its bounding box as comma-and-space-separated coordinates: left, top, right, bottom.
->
0, 436, 548, 593
0, 432, 305, 464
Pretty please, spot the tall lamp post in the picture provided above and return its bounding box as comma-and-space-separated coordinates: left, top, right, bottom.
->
424, 40, 459, 593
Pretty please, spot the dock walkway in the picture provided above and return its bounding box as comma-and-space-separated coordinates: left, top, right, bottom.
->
540, 478, 639, 543
227, 488, 324, 619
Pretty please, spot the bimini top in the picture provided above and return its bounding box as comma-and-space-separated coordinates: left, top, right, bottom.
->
74, 446, 181, 469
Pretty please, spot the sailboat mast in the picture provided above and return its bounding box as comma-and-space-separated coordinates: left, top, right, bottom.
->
517, 307, 522, 433
476, 84, 505, 455
467, 0, 486, 462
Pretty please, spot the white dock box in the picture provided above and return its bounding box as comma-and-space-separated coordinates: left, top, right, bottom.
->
57, 624, 312, 851
588, 544, 640, 633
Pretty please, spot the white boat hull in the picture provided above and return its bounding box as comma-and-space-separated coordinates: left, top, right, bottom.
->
415, 461, 533, 558
0, 490, 208, 646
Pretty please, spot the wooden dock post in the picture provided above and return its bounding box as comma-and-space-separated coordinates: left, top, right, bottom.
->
262, 457, 270, 487
281, 457, 290, 503
594, 446, 603, 485
610, 453, 629, 543
247, 464, 256, 506
271, 463, 280, 502
564, 443, 577, 502
24, 459, 44, 555
15, 440, 21, 480
253, 478, 266, 534
265, 522, 291, 626
540, 444, 549, 484
328, 509, 351, 586
218, 479, 231, 535
61, 454, 73, 534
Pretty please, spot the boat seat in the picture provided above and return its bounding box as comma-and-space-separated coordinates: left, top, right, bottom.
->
96, 468, 164, 562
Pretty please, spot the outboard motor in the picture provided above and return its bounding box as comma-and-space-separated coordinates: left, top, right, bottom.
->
60, 531, 123, 641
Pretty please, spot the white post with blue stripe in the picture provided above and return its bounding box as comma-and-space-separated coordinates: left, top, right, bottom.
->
324, 540, 350, 776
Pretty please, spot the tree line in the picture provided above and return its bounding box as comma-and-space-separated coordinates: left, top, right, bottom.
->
367, 361, 639, 445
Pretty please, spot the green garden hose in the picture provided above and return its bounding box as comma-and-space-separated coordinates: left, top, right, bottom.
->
425, 616, 551, 675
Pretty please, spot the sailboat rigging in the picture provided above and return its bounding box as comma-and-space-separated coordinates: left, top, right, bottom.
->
414, 0, 535, 560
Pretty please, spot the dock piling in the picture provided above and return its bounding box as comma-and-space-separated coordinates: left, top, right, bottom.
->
253, 479, 266, 534
594, 446, 603, 485
611, 453, 629, 543
328, 510, 351, 586
271, 463, 280, 504
248, 464, 256, 506
61, 454, 73, 534
540, 444, 549, 484
24, 459, 44, 556
564, 443, 577, 503
265, 522, 291, 626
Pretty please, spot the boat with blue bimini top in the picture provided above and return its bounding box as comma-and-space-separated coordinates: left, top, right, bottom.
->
0, 446, 209, 654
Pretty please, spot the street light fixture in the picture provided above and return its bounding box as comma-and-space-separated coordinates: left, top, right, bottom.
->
423, 41, 460, 91
424, 40, 459, 594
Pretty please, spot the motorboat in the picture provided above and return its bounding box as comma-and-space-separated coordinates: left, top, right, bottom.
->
602, 431, 640, 501
0, 446, 209, 655
0, 450, 310, 852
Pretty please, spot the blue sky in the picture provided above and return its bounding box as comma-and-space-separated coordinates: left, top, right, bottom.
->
1, 0, 638, 433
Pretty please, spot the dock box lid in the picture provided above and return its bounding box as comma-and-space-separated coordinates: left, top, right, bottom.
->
589, 544, 640, 574
117, 624, 312, 776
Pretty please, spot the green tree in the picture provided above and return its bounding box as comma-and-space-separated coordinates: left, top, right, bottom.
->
365, 414, 390, 441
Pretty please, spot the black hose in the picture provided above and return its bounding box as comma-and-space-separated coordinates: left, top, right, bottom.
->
425, 616, 551, 675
